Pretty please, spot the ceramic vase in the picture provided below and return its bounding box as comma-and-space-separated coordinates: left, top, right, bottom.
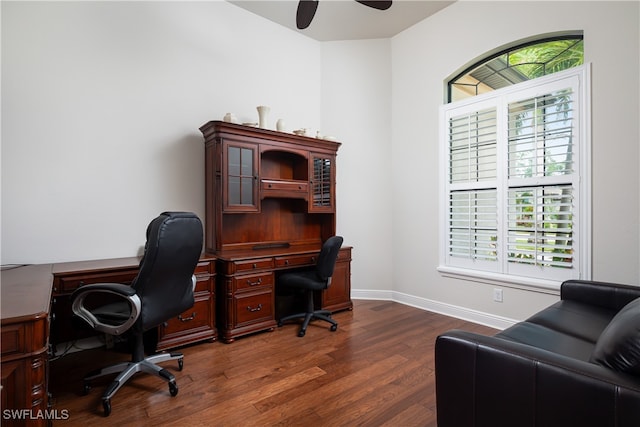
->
257, 105, 270, 129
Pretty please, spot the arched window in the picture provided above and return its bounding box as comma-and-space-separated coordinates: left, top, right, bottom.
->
439, 34, 590, 290
448, 35, 583, 102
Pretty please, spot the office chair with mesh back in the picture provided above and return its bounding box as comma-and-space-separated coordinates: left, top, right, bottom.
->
277, 235, 344, 337
71, 212, 203, 416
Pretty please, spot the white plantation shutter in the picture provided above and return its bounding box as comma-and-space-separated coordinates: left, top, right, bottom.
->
507, 186, 574, 268
441, 66, 590, 284
449, 189, 498, 261
507, 90, 574, 180
449, 108, 497, 184
446, 106, 499, 268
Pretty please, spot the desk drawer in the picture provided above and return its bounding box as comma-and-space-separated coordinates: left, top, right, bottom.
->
261, 179, 308, 195
162, 297, 212, 336
194, 259, 215, 276
233, 272, 273, 291
1, 324, 25, 357
233, 258, 274, 273
234, 291, 273, 327
54, 270, 138, 294
275, 254, 316, 268
194, 274, 214, 294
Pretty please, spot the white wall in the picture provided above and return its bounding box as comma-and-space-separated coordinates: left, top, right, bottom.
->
1, 1, 323, 263
3, 1, 639, 326
391, 1, 640, 323
321, 39, 393, 292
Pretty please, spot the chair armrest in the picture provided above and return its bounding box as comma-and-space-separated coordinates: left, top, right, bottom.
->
435, 330, 640, 427
561, 279, 640, 311
71, 283, 141, 336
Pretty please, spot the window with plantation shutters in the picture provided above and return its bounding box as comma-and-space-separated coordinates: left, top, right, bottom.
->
440, 66, 591, 288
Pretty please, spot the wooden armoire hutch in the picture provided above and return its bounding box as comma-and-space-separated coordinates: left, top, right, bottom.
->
200, 121, 352, 343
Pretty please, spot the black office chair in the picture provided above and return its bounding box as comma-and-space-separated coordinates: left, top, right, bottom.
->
71, 212, 203, 416
277, 235, 344, 337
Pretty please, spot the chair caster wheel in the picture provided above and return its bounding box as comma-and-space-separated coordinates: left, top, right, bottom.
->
103, 399, 111, 417
169, 381, 179, 397
298, 330, 306, 337
178, 358, 184, 371
330, 324, 338, 332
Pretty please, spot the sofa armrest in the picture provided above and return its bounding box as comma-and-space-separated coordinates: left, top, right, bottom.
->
435, 330, 640, 427
561, 279, 640, 311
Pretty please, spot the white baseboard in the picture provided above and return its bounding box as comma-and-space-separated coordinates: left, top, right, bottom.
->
351, 289, 516, 330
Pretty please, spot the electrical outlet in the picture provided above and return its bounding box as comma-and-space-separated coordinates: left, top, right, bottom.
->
493, 288, 503, 303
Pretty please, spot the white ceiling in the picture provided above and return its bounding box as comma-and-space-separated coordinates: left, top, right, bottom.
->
228, 0, 454, 41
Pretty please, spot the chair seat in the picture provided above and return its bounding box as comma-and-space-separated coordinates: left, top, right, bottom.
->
92, 302, 133, 327
279, 270, 327, 291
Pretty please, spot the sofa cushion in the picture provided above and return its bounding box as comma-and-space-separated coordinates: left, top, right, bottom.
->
590, 297, 640, 375
525, 300, 616, 343
497, 322, 595, 361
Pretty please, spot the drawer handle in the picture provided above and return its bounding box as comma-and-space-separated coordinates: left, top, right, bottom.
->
284, 260, 289, 265
178, 312, 197, 322
247, 304, 263, 312
252, 263, 257, 269
246, 278, 263, 286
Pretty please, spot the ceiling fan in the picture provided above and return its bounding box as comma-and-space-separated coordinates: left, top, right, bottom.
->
296, 0, 393, 30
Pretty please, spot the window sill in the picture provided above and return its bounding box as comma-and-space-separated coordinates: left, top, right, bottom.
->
437, 265, 561, 295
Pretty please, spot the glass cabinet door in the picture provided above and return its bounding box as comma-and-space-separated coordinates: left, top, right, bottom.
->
224, 142, 258, 212
309, 153, 335, 212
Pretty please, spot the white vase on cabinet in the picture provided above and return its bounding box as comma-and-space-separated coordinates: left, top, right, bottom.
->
257, 106, 270, 129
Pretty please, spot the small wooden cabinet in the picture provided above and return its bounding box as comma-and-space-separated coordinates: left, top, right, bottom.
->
200, 120, 352, 343
320, 246, 352, 312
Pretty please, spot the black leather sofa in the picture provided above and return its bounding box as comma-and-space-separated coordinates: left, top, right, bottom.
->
435, 280, 640, 427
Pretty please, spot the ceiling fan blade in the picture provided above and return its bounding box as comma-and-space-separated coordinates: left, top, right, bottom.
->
296, 0, 319, 29
355, 0, 392, 11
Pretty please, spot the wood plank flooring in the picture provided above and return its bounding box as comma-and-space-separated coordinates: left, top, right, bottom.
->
49, 300, 497, 426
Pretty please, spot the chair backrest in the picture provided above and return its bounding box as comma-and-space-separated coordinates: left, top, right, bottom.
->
132, 212, 203, 331
315, 236, 344, 281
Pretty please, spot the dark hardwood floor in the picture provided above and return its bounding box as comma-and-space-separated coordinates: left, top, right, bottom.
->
49, 300, 497, 426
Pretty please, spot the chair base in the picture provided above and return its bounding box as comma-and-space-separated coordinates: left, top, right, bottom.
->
83, 351, 183, 416
278, 309, 338, 337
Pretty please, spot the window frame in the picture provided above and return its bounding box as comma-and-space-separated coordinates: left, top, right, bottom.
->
448, 34, 584, 103
438, 65, 591, 292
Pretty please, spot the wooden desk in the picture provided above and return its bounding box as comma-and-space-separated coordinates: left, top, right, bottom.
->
1, 256, 216, 426
215, 245, 352, 343
49, 256, 217, 352
0, 249, 351, 423
1, 264, 53, 427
